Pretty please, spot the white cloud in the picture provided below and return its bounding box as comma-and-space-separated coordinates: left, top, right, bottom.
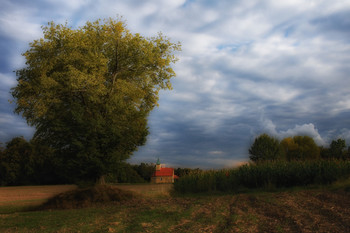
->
334, 129, 350, 145
169, 91, 200, 103
0, 113, 15, 125
334, 99, 350, 114
47, 0, 91, 11
0, 1, 42, 42
260, 118, 278, 136
279, 123, 326, 145
203, 157, 248, 169
260, 117, 326, 145
181, 33, 222, 56
239, 80, 300, 102
0, 113, 34, 142
0, 73, 16, 89
208, 151, 225, 155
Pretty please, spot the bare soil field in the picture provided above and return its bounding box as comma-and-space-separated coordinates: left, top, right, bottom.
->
0, 185, 77, 205
0, 183, 350, 232
0, 183, 172, 204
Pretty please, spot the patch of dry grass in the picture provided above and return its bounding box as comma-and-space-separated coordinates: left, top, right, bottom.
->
0, 185, 77, 204
38, 185, 136, 210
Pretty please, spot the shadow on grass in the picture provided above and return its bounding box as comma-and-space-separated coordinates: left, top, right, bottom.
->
35, 185, 137, 210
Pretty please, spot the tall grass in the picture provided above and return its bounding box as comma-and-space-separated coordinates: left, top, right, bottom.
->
174, 160, 350, 193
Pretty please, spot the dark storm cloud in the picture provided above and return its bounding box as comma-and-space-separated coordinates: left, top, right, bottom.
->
1, 0, 350, 168
131, 112, 254, 168
311, 10, 350, 39
0, 37, 16, 72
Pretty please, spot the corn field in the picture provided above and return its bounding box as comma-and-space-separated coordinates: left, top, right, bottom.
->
174, 160, 350, 193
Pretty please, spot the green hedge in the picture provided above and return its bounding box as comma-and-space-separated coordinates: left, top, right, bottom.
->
174, 160, 350, 193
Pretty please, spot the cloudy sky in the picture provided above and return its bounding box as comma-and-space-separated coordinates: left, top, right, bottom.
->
1, 0, 350, 168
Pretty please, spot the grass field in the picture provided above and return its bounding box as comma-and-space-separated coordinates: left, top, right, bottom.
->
114, 183, 173, 197
0, 182, 350, 232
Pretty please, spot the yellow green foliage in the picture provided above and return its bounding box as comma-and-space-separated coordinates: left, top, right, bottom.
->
11, 18, 181, 183
280, 136, 320, 160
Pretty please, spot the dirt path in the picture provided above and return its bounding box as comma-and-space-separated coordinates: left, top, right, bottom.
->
0, 183, 172, 204
0, 185, 77, 204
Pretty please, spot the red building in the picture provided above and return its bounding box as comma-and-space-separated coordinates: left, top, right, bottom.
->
151, 159, 179, 183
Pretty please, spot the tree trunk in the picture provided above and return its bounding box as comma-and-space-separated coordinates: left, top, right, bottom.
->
97, 175, 106, 185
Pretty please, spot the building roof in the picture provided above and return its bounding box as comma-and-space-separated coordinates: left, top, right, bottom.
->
153, 167, 174, 177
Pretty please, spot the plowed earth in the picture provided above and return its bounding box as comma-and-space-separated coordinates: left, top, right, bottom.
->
0, 185, 349, 232
131, 189, 350, 233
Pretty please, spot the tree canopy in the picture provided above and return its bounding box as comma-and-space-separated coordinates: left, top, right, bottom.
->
11, 18, 180, 183
249, 134, 283, 162
280, 136, 320, 160
249, 134, 324, 162
329, 138, 346, 159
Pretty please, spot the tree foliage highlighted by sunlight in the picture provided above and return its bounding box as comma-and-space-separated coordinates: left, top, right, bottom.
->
281, 136, 320, 160
11, 18, 180, 183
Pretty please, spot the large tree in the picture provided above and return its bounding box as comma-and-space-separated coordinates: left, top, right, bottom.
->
280, 136, 320, 160
249, 134, 283, 162
329, 138, 346, 159
11, 18, 180, 183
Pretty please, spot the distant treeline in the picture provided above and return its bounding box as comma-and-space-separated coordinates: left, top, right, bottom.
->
0, 137, 156, 186
0, 137, 200, 186
174, 134, 350, 193
106, 162, 156, 184
249, 134, 350, 162
0, 137, 59, 186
